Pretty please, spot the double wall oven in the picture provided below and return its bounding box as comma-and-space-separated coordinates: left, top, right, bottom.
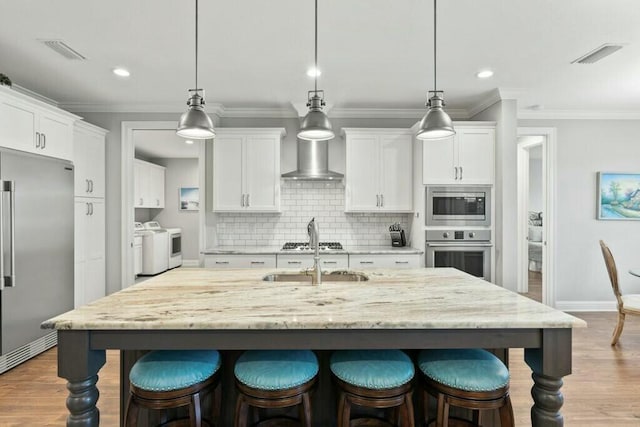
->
425, 186, 493, 281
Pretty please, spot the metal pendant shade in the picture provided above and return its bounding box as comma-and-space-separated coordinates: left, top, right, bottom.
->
416, 0, 455, 141
176, 0, 215, 140
297, 0, 334, 141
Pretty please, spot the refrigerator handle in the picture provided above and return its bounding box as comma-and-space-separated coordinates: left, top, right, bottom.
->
0, 181, 15, 288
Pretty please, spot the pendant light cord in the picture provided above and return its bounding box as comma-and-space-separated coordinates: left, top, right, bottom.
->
195, 0, 199, 91
433, 0, 437, 92
314, 0, 318, 93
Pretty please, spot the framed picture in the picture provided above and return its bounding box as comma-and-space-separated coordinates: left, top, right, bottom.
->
179, 187, 199, 211
597, 172, 640, 220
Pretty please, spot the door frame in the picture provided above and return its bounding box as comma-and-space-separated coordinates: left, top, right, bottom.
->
516, 127, 556, 307
120, 121, 207, 289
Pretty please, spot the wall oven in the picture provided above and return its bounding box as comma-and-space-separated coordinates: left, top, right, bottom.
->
426, 186, 491, 227
425, 229, 492, 281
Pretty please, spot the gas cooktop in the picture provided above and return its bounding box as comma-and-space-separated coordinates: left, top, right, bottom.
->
281, 242, 344, 251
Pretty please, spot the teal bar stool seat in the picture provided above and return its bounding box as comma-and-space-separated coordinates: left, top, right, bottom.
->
125, 350, 222, 427
234, 350, 319, 427
417, 349, 514, 427
330, 350, 415, 427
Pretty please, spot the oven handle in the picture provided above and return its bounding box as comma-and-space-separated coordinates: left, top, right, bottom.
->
426, 242, 493, 248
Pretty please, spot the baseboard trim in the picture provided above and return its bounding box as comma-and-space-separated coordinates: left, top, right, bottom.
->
182, 259, 200, 268
555, 301, 617, 312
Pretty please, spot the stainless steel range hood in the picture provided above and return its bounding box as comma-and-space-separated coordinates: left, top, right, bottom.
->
281, 139, 343, 180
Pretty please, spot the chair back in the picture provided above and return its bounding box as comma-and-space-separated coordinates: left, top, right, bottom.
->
599, 240, 623, 308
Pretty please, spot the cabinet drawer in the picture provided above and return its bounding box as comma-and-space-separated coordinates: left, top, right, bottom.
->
204, 254, 276, 269
277, 254, 348, 269
349, 254, 420, 269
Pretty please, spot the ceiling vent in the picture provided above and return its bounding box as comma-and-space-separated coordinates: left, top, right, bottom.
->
571, 43, 624, 64
40, 40, 86, 60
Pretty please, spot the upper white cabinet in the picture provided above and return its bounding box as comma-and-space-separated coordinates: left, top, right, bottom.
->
74, 122, 106, 198
0, 85, 77, 160
343, 128, 413, 212
212, 128, 285, 212
422, 123, 495, 185
134, 159, 166, 208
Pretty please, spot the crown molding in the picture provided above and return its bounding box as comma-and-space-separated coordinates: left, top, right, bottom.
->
220, 106, 298, 118
466, 87, 527, 118
11, 84, 60, 107
518, 109, 640, 120
327, 107, 468, 119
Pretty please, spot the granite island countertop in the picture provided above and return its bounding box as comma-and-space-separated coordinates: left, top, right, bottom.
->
43, 267, 584, 331
202, 246, 423, 255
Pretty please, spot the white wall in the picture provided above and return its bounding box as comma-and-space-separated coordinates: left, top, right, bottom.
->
519, 119, 640, 308
150, 158, 199, 261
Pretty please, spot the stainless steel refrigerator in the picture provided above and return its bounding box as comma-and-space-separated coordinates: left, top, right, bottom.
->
0, 148, 74, 374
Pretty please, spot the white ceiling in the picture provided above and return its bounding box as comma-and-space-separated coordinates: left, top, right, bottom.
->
133, 130, 200, 159
1, 1, 639, 116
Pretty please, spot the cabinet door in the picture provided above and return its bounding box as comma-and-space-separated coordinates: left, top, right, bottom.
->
213, 136, 244, 211
74, 129, 105, 198
422, 135, 456, 184
39, 113, 73, 160
84, 200, 105, 304
457, 128, 495, 184
0, 99, 36, 153
149, 165, 165, 208
345, 135, 379, 211
379, 134, 412, 212
244, 136, 280, 211
134, 161, 146, 207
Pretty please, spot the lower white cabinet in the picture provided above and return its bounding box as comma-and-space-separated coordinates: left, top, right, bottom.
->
134, 235, 143, 276
74, 199, 105, 307
277, 254, 349, 269
204, 254, 276, 269
348, 254, 420, 269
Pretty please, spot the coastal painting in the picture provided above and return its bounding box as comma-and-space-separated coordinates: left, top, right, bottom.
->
179, 187, 199, 211
597, 172, 640, 220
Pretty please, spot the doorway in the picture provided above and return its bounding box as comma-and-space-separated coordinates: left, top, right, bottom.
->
516, 128, 556, 307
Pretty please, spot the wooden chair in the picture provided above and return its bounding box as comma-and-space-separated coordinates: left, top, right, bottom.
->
599, 240, 640, 346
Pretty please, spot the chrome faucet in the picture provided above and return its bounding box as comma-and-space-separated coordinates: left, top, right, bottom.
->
307, 217, 321, 285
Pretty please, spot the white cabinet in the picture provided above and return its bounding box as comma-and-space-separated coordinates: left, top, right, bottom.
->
74, 122, 106, 198
204, 254, 277, 268
0, 86, 77, 160
74, 199, 105, 307
134, 236, 143, 276
277, 254, 349, 269
134, 159, 166, 208
422, 123, 495, 185
349, 254, 420, 269
343, 128, 413, 212
212, 128, 285, 212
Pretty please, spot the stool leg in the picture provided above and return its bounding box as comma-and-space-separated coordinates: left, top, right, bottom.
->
498, 395, 515, 427
190, 391, 202, 427
422, 389, 430, 426
402, 391, 415, 427
212, 382, 221, 426
124, 394, 139, 427
435, 393, 445, 427
235, 394, 249, 427
339, 393, 352, 427
299, 390, 312, 427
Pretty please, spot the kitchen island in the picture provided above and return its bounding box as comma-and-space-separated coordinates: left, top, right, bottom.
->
43, 267, 585, 426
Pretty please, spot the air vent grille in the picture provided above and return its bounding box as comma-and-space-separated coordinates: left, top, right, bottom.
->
41, 39, 86, 60
571, 43, 623, 64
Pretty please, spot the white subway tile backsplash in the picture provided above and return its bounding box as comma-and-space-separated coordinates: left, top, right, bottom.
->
214, 181, 411, 246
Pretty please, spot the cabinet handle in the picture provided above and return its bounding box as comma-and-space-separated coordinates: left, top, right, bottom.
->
35, 132, 41, 148
395, 261, 409, 264
139, 198, 143, 206
376, 194, 380, 207
459, 166, 463, 180
359, 261, 374, 265
89, 180, 94, 193
454, 166, 459, 180
41, 134, 46, 149
323, 261, 337, 265
90, 203, 94, 216
86, 179, 91, 193
86, 203, 90, 215
214, 261, 229, 265
250, 261, 265, 265
240, 194, 245, 207
156, 199, 160, 206
287, 261, 302, 265
380, 194, 384, 207
246, 194, 250, 207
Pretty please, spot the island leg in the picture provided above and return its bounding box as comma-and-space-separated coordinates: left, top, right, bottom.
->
58, 331, 106, 427
524, 328, 571, 427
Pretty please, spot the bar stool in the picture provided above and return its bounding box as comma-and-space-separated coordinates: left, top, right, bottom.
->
330, 349, 415, 427
125, 350, 222, 427
417, 349, 514, 427
234, 350, 319, 427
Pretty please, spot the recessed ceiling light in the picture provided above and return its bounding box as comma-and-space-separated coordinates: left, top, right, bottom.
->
184, 140, 194, 145
476, 69, 494, 79
306, 67, 321, 78
112, 67, 130, 77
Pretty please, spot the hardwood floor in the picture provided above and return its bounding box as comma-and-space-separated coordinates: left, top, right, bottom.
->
1, 312, 639, 426
520, 270, 542, 303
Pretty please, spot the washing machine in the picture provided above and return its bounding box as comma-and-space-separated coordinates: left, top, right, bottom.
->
139, 221, 169, 275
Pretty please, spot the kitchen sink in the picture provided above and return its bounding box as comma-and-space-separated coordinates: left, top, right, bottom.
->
262, 271, 369, 282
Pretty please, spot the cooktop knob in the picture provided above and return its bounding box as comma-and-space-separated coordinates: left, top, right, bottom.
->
443, 232, 450, 238
469, 232, 475, 238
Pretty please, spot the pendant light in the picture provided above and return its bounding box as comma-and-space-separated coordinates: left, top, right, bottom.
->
297, 0, 334, 141
416, 0, 455, 140
177, 0, 215, 139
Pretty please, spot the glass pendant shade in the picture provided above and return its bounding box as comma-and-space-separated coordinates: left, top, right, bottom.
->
177, 92, 215, 139
416, 93, 455, 140
298, 94, 334, 140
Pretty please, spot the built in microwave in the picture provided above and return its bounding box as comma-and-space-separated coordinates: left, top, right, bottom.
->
426, 186, 491, 227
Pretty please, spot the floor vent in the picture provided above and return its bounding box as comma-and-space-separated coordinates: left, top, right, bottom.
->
40, 39, 87, 60
571, 43, 624, 64
0, 332, 57, 374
